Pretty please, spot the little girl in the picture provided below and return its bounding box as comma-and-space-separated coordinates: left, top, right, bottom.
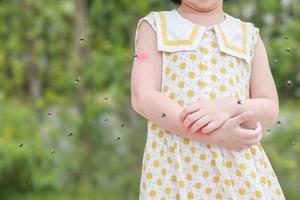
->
131, 0, 285, 199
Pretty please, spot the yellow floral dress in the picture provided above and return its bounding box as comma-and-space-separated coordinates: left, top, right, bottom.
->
134, 9, 285, 200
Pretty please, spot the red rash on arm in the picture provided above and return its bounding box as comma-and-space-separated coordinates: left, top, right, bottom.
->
135, 52, 150, 61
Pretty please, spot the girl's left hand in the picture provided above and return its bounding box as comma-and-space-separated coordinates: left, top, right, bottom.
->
179, 97, 237, 134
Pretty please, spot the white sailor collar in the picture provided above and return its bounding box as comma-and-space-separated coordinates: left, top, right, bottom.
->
153, 9, 257, 64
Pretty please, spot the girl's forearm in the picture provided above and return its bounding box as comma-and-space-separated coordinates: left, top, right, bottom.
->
133, 91, 190, 134
230, 97, 279, 129
132, 91, 212, 143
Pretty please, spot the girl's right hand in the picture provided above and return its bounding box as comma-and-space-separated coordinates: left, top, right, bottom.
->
205, 110, 262, 151
181, 110, 262, 151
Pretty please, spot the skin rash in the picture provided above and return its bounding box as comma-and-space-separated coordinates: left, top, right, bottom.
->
134, 52, 150, 61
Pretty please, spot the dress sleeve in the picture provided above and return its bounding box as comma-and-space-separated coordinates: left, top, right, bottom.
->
134, 12, 157, 50
249, 25, 260, 64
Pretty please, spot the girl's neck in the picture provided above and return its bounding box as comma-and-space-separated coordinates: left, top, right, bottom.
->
176, 2, 224, 27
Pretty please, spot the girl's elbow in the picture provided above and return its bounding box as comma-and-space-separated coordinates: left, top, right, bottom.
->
269, 102, 279, 126
131, 94, 140, 113
273, 99, 280, 123
273, 107, 280, 125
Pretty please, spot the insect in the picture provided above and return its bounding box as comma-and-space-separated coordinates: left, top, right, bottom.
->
19, 143, 23, 148
68, 132, 73, 136
266, 129, 271, 132
116, 137, 121, 141
161, 112, 166, 118
273, 59, 278, 64
104, 118, 109, 122
284, 36, 288, 39
79, 35, 84, 43
75, 76, 80, 83
237, 99, 242, 104
51, 149, 56, 154
276, 120, 282, 125
120, 123, 125, 127
286, 47, 291, 52
104, 97, 108, 100
286, 80, 293, 87
48, 112, 52, 116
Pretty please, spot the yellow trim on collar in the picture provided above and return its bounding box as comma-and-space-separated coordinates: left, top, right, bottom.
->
215, 22, 248, 55
152, 10, 255, 63
160, 12, 200, 46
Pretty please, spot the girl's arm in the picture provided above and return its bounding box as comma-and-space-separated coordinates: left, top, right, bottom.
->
178, 35, 279, 134
131, 20, 207, 139
230, 35, 279, 130
130, 21, 263, 149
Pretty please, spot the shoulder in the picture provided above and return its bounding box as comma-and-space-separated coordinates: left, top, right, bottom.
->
134, 10, 176, 50
136, 11, 156, 32
136, 10, 172, 32
134, 11, 171, 51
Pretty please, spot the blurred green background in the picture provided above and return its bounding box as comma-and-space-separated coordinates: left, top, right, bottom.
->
0, 0, 299, 199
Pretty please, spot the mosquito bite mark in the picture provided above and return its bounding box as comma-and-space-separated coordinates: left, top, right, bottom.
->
134, 53, 149, 61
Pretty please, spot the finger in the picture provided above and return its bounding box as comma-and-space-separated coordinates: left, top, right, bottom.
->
244, 132, 262, 145
201, 121, 216, 134
228, 110, 253, 127
238, 121, 262, 134
179, 102, 202, 123
191, 117, 212, 134
243, 132, 262, 146
201, 118, 225, 134
190, 116, 213, 133
238, 122, 262, 140
182, 110, 205, 128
